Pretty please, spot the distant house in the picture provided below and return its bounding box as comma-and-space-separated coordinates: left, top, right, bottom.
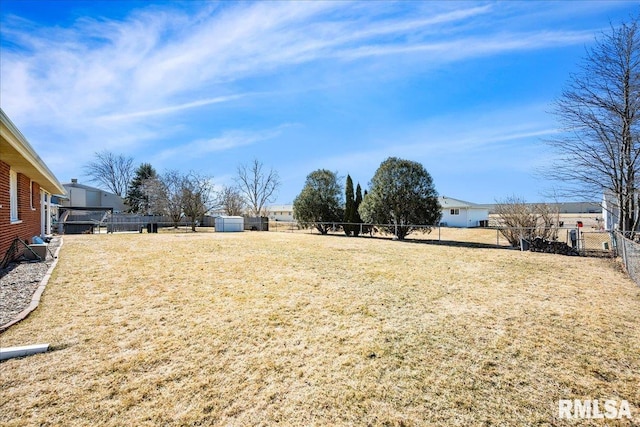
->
439, 196, 489, 228
485, 201, 602, 215
601, 192, 636, 231
602, 193, 617, 231
268, 204, 294, 222
61, 179, 127, 212
0, 109, 66, 258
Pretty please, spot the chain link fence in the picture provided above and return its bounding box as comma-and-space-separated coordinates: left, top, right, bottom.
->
268, 221, 616, 256
578, 230, 615, 257
65, 214, 619, 260
613, 231, 640, 286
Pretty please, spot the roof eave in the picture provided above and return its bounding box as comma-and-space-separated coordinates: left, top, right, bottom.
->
0, 109, 66, 195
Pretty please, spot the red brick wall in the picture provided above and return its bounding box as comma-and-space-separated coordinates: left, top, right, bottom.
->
0, 159, 42, 260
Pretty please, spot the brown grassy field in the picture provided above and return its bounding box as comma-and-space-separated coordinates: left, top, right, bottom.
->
1, 230, 639, 426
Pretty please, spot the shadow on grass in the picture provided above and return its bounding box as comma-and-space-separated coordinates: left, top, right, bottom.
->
403, 238, 513, 250
310, 231, 514, 251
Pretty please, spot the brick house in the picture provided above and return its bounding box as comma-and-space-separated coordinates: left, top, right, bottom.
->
0, 109, 65, 259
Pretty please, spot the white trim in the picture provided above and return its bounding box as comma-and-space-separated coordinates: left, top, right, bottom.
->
30, 180, 36, 210
41, 190, 46, 235
46, 192, 52, 235
10, 169, 18, 222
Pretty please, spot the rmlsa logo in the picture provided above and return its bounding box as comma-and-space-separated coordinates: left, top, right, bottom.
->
558, 399, 633, 419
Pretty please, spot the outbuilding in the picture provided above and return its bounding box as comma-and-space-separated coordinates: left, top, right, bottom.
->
214, 216, 244, 232
439, 196, 490, 228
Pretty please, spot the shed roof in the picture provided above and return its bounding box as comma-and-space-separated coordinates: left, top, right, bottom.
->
0, 109, 66, 195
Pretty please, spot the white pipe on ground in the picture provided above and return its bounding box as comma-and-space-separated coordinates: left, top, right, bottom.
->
0, 344, 49, 361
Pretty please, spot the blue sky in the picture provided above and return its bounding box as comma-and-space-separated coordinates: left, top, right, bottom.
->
1, 1, 637, 204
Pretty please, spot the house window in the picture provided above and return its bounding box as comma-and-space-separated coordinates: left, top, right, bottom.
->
10, 169, 19, 222
450, 208, 460, 215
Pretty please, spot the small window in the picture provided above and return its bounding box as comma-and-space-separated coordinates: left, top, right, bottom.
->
450, 208, 460, 215
10, 169, 19, 222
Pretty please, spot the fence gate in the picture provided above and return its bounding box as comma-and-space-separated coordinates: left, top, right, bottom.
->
578, 231, 615, 257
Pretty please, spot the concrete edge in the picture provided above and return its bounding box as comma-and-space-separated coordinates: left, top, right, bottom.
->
0, 238, 64, 333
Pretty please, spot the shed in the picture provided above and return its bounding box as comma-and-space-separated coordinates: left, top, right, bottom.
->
214, 216, 244, 232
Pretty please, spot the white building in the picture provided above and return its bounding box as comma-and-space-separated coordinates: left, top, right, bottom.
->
439, 196, 489, 228
61, 179, 127, 212
602, 192, 617, 231
268, 204, 294, 222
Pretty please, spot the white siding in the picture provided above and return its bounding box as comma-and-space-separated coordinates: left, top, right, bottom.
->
441, 208, 468, 227
268, 205, 294, 221
440, 208, 489, 228
602, 193, 617, 230
467, 208, 490, 227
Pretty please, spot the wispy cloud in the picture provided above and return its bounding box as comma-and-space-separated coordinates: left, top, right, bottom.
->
0, 1, 631, 202
153, 124, 294, 162
98, 94, 250, 122
1, 1, 594, 132
334, 29, 594, 61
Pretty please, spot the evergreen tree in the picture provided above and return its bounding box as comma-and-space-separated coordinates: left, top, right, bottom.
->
344, 175, 355, 236
293, 169, 344, 235
359, 157, 441, 240
125, 163, 158, 214
353, 183, 363, 236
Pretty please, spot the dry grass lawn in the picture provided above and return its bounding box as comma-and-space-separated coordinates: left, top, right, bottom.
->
1, 230, 639, 426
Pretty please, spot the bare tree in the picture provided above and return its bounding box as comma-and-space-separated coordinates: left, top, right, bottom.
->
220, 186, 246, 216
141, 177, 167, 216
159, 170, 185, 228
547, 16, 640, 234
83, 151, 134, 197
235, 159, 280, 217
494, 196, 559, 246
181, 172, 218, 232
